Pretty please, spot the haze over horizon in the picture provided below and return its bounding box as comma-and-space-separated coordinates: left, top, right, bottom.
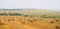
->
0, 0, 60, 11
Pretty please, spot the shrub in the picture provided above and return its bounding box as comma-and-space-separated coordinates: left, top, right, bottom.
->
0, 22, 4, 25
56, 25, 60, 29
8, 19, 11, 21
29, 20, 34, 23
56, 20, 59, 22
11, 18, 15, 21
21, 22, 25, 24
24, 15, 28, 17
41, 15, 47, 18
50, 21, 54, 24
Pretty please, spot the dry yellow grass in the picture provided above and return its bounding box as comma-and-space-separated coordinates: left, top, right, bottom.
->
0, 16, 60, 29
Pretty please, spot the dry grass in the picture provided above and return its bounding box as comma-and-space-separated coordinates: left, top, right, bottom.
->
0, 16, 60, 29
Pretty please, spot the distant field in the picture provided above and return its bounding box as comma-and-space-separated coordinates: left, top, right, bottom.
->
0, 9, 60, 18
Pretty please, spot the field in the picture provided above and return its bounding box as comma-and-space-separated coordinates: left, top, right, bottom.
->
0, 9, 60, 29
0, 16, 60, 29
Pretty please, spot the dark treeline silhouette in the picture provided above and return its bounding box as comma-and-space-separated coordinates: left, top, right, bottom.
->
0, 12, 23, 16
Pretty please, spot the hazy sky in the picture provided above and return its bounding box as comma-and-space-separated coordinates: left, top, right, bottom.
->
0, 0, 60, 11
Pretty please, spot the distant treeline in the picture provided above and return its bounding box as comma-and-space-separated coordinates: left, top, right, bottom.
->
0, 12, 23, 16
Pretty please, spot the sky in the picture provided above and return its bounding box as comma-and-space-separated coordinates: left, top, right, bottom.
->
0, 0, 60, 11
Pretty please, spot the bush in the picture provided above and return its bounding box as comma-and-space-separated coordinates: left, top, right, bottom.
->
56, 20, 59, 22
29, 20, 34, 23
56, 25, 60, 29
0, 22, 4, 25
24, 15, 28, 17
50, 21, 54, 24
21, 22, 25, 24
8, 19, 11, 21
41, 15, 47, 18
